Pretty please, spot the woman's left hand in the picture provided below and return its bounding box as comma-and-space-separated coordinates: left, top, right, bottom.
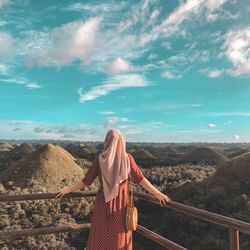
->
154, 191, 171, 207
54, 186, 71, 199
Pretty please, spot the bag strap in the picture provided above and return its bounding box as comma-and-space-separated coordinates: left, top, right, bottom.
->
127, 173, 134, 207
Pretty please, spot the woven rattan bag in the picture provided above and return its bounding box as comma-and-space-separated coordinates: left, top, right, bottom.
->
125, 173, 138, 231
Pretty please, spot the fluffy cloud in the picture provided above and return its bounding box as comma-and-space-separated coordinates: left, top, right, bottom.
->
207, 69, 224, 78
0, 64, 9, 74
26, 18, 100, 67
0, 32, 14, 54
161, 70, 182, 80
78, 74, 148, 102
225, 27, 250, 76
208, 123, 216, 128
150, 9, 160, 19
0, 0, 9, 8
104, 57, 131, 74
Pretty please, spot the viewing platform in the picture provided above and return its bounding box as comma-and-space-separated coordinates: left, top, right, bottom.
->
0, 191, 250, 249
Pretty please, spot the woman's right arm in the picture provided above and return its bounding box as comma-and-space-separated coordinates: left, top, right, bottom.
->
54, 156, 98, 199
54, 181, 85, 199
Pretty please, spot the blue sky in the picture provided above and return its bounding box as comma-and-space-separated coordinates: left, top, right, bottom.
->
0, 0, 249, 142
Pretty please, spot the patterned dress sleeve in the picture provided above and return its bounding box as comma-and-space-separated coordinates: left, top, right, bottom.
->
82, 156, 99, 186
127, 153, 145, 184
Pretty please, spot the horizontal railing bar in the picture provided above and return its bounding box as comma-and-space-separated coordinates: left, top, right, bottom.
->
0, 223, 91, 238
136, 224, 188, 250
0, 222, 188, 250
134, 191, 250, 235
1, 191, 250, 235
0, 191, 98, 202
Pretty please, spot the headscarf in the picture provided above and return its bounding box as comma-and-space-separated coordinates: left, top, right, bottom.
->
99, 128, 131, 210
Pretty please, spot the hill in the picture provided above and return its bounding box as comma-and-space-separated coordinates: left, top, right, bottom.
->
131, 149, 156, 161
9, 143, 35, 161
182, 147, 228, 165
137, 153, 250, 250
0, 144, 88, 192
207, 152, 250, 194
0, 142, 13, 152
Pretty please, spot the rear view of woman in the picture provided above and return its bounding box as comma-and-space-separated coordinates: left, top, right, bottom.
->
55, 128, 171, 249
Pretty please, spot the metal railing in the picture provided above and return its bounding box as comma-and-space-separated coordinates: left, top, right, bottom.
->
0, 190, 250, 250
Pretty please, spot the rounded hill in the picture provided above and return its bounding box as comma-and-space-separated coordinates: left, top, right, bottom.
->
0, 144, 85, 192
182, 147, 228, 165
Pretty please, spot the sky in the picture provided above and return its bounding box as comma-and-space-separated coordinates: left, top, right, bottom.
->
0, 0, 250, 142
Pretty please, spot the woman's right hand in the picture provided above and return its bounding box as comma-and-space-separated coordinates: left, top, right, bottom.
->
154, 190, 171, 206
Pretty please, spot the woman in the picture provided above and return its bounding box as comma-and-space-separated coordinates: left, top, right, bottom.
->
54, 128, 171, 250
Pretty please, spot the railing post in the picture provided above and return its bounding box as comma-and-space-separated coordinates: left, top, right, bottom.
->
229, 228, 240, 250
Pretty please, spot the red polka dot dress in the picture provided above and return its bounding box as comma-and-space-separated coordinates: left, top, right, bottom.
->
82, 153, 145, 250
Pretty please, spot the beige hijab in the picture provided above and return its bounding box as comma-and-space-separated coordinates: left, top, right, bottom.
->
99, 128, 131, 206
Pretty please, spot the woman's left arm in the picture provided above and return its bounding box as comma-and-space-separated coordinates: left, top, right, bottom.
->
139, 177, 171, 206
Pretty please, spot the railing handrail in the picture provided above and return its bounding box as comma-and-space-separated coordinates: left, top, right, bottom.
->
0, 222, 187, 250
134, 191, 250, 235
0, 190, 97, 202
1, 190, 250, 249
1, 190, 249, 235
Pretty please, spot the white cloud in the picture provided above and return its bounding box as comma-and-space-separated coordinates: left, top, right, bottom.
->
139, 0, 227, 44
148, 53, 157, 60
207, 69, 224, 78
161, 70, 181, 80
98, 111, 115, 115
104, 57, 131, 74
0, 32, 14, 54
120, 117, 128, 122
64, 2, 125, 13
208, 123, 216, 128
0, 0, 9, 8
150, 9, 160, 19
0, 120, 102, 140
124, 128, 145, 135
103, 116, 129, 127
161, 41, 172, 50
0, 20, 8, 26
199, 112, 250, 117
0, 64, 9, 74
206, 0, 226, 11
146, 102, 202, 111
25, 83, 41, 89
26, 18, 100, 67
104, 117, 118, 127
78, 74, 148, 102
161, 49, 209, 78
0, 78, 41, 89
224, 27, 250, 76
234, 134, 240, 140
161, 70, 174, 79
